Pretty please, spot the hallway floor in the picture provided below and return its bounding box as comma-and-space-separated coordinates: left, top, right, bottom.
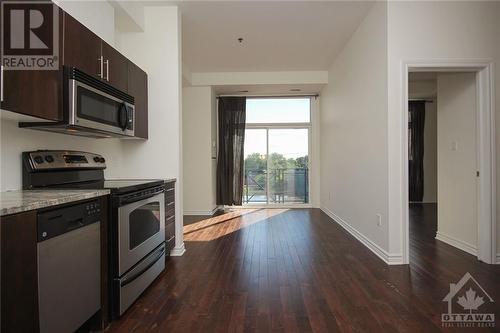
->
106, 208, 500, 332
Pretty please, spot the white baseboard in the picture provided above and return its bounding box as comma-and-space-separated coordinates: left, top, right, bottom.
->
435, 231, 477, 256
170, 243, 186, 256
184, 206, 220, 216
320, 206, 403, 265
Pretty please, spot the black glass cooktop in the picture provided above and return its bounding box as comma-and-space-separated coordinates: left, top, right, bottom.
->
51, 179, 165, 194
103, 179, 164, 189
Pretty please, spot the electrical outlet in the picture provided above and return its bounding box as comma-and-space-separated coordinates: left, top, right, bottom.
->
376, 214, 382, 227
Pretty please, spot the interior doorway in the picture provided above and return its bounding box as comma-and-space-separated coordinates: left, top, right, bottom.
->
402, 62, 495, 265
408, 72, 480, 261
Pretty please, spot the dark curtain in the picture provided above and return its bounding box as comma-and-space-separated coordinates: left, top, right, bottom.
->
408, 101, 426, 202
216, 97, 247, 206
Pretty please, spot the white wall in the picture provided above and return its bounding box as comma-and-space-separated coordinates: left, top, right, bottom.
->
386, 1, 500, 260
182, 86, 217, 214
320, 2, 389, 260
182, 90, 320, 212
1, 4, 181, 185
53, 0, 116, 46
422, 100, 437, 203
114, 5, 184, 253
497, 3, 500, 262
436, 73, 478, 253
190, 71, 328, 87
408, 80, 437, 203
1, 0, 121, 190
0, 3, 185, 253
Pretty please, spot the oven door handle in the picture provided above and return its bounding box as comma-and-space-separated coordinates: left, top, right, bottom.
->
116, 188, 165, 206
120, 245, 166, 287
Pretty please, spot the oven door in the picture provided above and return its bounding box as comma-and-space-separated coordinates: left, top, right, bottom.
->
68, 79, 135, 137
118, 192, 165, 276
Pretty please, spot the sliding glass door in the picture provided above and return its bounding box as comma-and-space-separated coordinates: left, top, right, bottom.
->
268, 128, 309, 204
243, 98, 311, 206
243, 129, 268, 204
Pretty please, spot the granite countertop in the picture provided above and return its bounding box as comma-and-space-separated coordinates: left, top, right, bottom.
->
0, 190, 111, 217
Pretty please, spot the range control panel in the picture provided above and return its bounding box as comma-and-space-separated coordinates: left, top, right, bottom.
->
26, 150, 106, 170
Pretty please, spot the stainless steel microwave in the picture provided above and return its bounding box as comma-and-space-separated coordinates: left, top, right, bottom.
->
20, 67, 135, 138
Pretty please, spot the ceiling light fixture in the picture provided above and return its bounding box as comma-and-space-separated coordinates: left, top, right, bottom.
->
238, 37, 244, 43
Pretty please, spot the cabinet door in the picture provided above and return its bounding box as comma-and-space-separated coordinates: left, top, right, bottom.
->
1, 210, 39, 332
101, 42, 129, 92
0, 9, 63, 121
128, 61, 148, 139
164, 182, 175, 257
62, 12, 102, 79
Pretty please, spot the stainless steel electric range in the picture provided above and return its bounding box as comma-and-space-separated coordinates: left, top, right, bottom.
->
22, 150, 167, 319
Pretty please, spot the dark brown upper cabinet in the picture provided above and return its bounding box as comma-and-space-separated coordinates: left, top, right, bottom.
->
101, 42, 129, 92
0, 9, 63, 121
62, 13, 102, 80
128, 61, 148, 139
1, 5, 148, 138
63, 14, 129, 92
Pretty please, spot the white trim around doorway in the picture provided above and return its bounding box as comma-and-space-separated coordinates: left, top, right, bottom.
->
399, 60, 496, 265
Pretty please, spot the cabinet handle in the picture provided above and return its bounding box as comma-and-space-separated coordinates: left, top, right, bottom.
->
1, 65, 4, 102
98, 56, 103, 79
104, 59, 109, 81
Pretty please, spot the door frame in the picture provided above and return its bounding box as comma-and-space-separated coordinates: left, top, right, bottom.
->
238, 95, 317, 209
401, 60, 496, 264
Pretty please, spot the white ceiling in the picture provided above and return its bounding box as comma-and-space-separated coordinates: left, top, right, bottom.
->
179, 1, 374, 73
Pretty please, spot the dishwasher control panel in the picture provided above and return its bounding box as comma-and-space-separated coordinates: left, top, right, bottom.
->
38, 199, 101, 242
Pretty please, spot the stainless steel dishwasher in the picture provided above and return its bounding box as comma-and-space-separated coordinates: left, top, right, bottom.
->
37, 199, 101, 333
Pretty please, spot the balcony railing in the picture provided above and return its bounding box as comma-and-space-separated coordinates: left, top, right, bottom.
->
243, 168, 309, 204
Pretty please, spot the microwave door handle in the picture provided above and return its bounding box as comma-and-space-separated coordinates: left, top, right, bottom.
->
119, 103, 128, 130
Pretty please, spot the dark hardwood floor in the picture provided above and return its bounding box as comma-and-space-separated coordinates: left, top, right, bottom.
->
106, 208, 500, 332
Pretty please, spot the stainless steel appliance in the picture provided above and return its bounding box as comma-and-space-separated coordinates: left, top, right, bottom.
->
20, 67, 135, 138
37, 200, 101, 333
110, 181, 166, 316
116, 188, 165, 276
23, 150, 167, 320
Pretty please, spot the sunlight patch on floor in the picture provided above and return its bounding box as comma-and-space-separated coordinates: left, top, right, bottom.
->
184, 209, 289, 241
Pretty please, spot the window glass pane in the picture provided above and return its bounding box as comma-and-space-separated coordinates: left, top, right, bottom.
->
268, 129, 309, 204
246, 98, 310, 123
243, 129, 268, 204
129, 202, 161, 250
78, 86, 121, 126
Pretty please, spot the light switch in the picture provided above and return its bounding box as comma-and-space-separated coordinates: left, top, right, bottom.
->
211, 140, 217, 159
451, 141, 458, 151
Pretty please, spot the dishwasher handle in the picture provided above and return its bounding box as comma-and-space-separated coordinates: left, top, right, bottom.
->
66, 218, 84, 232
38, 200, 101, 242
